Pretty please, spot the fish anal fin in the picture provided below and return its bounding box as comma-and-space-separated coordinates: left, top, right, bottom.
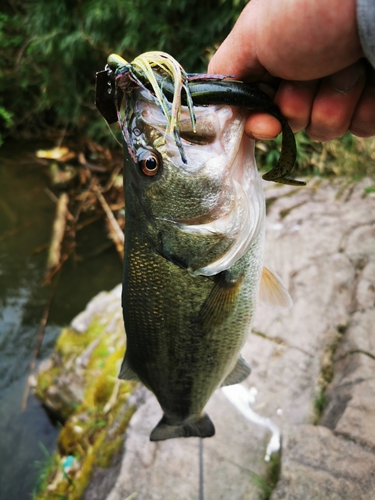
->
150, 413, 215, 441
118, 357, 140, 382
259, 266, 293, 308
198, 271, 243, 327
221, 355, 251, 387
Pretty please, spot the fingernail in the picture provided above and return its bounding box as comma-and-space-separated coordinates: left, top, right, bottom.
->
330, 62, 365, 93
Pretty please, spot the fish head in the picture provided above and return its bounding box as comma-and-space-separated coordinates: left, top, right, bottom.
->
123, 88, 265, 274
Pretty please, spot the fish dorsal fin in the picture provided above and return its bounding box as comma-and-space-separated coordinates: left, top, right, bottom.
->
259, 266, 293, 308
221, 355, 251, 387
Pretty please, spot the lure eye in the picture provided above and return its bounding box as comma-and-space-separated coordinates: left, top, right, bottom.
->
139, 153, 160, 177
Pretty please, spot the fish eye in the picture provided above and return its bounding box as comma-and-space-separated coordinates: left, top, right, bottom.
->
139, 153, 160, 177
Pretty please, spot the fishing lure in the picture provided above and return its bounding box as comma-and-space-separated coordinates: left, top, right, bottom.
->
95, 51, 305, 186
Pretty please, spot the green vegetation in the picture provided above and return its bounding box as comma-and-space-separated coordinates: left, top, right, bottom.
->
33, 297, 136, 500
0, 0, 247, 145
313, 325, 347, 423
2, 1, 374, 178
257, 130, 375, 180
249, 453, 281, 500
32, 445, 61, 500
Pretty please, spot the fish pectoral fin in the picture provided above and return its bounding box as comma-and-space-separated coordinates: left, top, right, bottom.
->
198, 270, 243, 327
221, 355, 251, 387
118, 358, 140, 382
150, 413, 215, 441
259, 266, 293, 309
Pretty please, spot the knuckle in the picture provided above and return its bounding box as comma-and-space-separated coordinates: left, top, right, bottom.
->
349, 122, 375, 138
306, 122, 348, 142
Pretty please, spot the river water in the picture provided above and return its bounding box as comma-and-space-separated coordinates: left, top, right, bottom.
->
0, 142, 123, 499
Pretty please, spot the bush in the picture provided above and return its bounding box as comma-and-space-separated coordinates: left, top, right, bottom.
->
0, 0, 247, 144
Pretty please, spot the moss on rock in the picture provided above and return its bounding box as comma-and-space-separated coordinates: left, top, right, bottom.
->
33, 285, 137, 500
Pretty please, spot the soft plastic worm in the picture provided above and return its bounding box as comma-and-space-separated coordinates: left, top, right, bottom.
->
107, 53, 305, 186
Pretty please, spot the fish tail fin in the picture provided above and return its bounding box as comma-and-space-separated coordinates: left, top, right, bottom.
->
150, 413, 215, 441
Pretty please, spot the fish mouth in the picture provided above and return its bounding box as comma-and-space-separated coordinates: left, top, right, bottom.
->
140, 97, 265, 275
179, 114, 265, 276
173, 106, 248, 226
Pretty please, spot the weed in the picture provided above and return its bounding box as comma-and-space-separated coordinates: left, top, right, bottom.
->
249, 452, 281, 500
256, 131, 375, 181
32, 444, 60, 500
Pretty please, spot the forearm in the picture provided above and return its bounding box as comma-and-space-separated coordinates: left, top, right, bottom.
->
357, 0, 375, 68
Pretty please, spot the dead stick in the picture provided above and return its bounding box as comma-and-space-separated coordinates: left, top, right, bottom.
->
94, 186, 124, 259
43, 252, 69, 285
22, 271, 61, 410
94, 187, 124, 244
46, 193, 69, 272
104, 218, 124, 260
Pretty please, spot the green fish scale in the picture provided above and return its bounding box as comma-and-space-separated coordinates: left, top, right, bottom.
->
122, 224, 263, 422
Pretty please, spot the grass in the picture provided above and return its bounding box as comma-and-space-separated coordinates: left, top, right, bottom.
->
32, 444, 64, 500
313, 325, 347, 423
256, 131, 375, 180
34, 383, 136, 500
250, 453, 281, 500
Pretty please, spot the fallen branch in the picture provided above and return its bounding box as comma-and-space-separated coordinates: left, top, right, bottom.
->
46, 192, 69, 273
94, 186, 124, 259
22, 271, 60, 410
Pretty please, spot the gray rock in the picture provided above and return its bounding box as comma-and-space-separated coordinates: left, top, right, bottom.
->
271, 424, 375, 500
71, 284, 122, 333
106, 388, 269, 500
321, 310, 375, 449
82, 178, 375, 500
35, 284, 126, 418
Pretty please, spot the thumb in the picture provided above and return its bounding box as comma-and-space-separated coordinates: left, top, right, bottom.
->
208, 1, 266, 80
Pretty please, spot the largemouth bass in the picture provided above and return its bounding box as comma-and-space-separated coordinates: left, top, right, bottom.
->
95, 51, 294, 440
118, 87, 291, 441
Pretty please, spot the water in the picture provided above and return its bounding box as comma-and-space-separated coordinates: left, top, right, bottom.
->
0, 142, 123, 499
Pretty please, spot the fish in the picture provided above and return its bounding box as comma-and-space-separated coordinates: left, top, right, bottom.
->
95, 51, 296, 440
117, 77, 292, 441
153, 76, 305, 187
100, 51, 305, 187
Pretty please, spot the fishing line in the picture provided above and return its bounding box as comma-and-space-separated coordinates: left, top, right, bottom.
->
199, 437, 204, 500
21, 268, 61, 410
104, 118, 122, 147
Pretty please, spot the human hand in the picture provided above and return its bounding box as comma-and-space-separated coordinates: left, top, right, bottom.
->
208, 0, 375, 141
